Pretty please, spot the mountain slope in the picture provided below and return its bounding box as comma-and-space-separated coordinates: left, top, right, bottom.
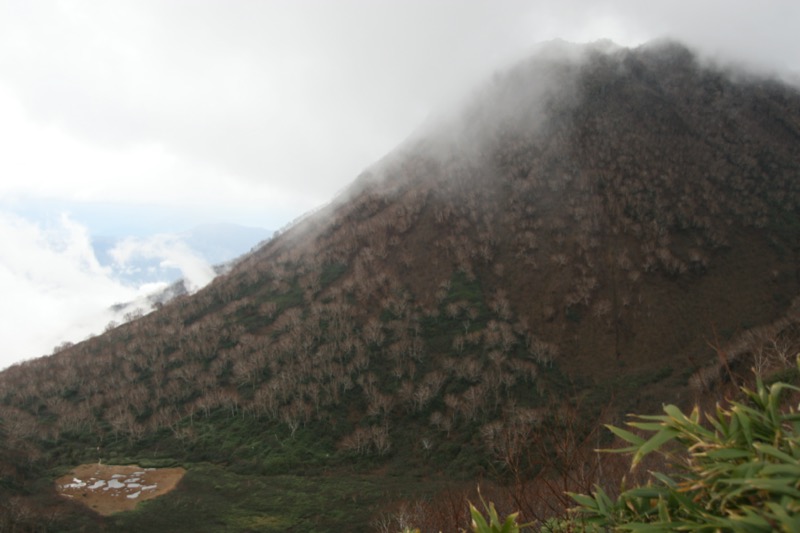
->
1, 40, 800, 530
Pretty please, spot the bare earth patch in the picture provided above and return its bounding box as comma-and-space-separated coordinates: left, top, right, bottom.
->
56, 463, 186, 516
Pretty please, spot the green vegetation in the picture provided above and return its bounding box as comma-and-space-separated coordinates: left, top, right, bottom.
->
569, 361, 800, 531
468, 496, 530, 533
320, 261, 348, 287
408, 362, 800, 532
111, 464, 436, 533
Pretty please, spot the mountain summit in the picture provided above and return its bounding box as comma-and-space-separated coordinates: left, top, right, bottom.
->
2, 41, 799, 530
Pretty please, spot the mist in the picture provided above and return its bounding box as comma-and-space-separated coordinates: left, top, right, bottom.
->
110, 234, 216, 292
0, 212, 223, 369
1, 1, 797, 214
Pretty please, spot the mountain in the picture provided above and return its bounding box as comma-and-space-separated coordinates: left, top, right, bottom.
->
1, 40, 799, 531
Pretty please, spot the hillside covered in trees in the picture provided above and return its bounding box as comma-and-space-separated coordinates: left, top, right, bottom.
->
1, 40, 800, 531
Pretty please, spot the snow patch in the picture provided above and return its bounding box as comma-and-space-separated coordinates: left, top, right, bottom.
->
107, 479, 125, 489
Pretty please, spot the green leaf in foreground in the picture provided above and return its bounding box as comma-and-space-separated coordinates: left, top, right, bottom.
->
570, 360, 800, 531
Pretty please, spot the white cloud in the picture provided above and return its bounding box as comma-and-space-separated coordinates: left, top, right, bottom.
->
0, 83, 318, 228
110, 234, 216, 292
0, 212, 145, 367
0, 210, 224, 369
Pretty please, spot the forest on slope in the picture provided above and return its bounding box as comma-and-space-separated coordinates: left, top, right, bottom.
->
1, 40, 800, 531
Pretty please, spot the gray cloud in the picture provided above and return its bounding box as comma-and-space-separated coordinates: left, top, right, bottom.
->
1, 1, 797, 211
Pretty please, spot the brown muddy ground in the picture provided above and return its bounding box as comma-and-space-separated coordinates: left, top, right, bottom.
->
55, 463, 186, 515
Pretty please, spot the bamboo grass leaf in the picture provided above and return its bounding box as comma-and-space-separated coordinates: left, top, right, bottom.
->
607, 424, 646, 446
753, 443, 798, 464
733, 407, 754, 446
627, 421, 668, 432
632, 428, 679, 467
705, 448, 751, 460
569, 492, 600, 510
558, 362, 800, 533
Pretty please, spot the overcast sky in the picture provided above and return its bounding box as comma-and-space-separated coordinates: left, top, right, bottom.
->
1, 0, 799, 368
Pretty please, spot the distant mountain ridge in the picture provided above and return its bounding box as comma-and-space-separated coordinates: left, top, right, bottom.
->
1, 40, 799, 530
